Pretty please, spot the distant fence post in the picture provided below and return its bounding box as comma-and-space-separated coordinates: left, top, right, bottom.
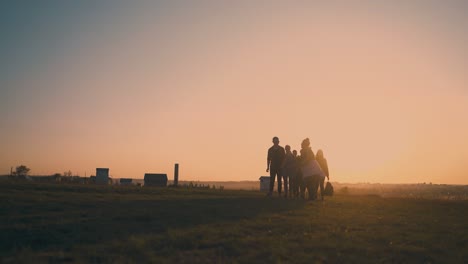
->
174, 163, 179, 186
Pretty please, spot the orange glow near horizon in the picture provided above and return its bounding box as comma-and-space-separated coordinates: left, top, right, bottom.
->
1, 2, 467, 184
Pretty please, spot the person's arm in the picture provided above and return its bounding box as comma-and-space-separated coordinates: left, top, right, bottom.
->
324, 158, 329, 180
266, 150, 271, 172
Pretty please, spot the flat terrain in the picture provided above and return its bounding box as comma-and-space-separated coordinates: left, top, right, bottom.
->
1, 182, 467, 263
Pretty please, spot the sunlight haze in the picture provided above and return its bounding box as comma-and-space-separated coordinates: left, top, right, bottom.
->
1, 1, 467, 184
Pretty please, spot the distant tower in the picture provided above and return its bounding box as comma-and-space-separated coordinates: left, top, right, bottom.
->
174, 163, 179, 186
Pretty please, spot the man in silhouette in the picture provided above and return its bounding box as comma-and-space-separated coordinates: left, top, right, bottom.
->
282, 145, 295, 198
266, 136, 285, 197
290, 149, 300, 198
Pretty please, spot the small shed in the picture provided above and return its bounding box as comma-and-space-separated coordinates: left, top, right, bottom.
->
144, 173, 168, 187
120, 178, 133, 186
96, 168, 109, 185
259, 176, 270, 192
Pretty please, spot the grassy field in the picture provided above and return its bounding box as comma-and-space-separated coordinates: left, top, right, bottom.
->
1, 182, 467, 263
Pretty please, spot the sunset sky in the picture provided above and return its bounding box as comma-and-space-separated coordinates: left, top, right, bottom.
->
1, 1, 467, 184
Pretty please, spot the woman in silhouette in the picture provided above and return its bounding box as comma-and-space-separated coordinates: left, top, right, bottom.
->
300, 138, 317, 200
315, 149, 329, 201
290, 150, 301, 198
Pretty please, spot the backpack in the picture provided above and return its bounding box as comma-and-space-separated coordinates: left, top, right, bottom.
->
323, 181, 334, 196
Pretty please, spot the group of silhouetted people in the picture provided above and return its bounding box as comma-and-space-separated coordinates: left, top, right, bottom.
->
266, 136, 330, 200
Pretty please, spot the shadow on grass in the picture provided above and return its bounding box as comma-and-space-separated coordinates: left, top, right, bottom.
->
2, 194, 306, 257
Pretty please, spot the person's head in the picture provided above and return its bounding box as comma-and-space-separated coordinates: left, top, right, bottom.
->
301, 138, 310, 149
272, 136, 279, 146
292, 150, 297, 157
316, 149, 324, 159
285, 145, 291, 152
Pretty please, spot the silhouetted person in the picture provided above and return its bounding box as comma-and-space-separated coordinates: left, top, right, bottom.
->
266, 136, 285, 197
288, 150, 295, 197
300, 138, 317, 200
290, 150, 300, 198
282, 145, 295, 198
316, 149, 329, 201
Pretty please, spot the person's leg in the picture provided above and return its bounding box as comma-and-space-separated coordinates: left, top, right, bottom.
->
307, 177, 314, 200
290, 174, 294, 198
292, 174, 297, 198
277, 168, 282, 196
283, 173, 289, 198
305, 177, 311, 200
310, 176, 318, 200
268, 168, 276, 196
303, 177, 308, 199
294, 174, 300, 198
314, 175, 320, 200
319, 177, 325, 201
304, 177, 309, 200
296, 174, 303, 197
298, 171, 304, 199
300, 177, 305, 199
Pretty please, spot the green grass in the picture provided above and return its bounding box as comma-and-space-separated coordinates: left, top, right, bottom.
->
1, 182, 467, 263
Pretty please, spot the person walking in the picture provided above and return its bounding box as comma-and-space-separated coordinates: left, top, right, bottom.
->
282, 145, 295, 198
266, 137, 285, 197
316, 149, 329, 201
290, 150, 301, 198
299, 138, 318, 200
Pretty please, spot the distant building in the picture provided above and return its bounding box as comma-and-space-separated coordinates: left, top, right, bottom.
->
96, 168, 109, 185
144, 173, 168, 187
259, 176, 270, 192
120, 178, 133, 186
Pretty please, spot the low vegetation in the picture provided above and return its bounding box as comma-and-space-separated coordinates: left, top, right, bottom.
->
1, 181, 467, 263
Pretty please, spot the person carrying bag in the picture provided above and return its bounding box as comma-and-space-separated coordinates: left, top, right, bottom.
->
299, 138, 323, 200
316, 149, 332, 199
